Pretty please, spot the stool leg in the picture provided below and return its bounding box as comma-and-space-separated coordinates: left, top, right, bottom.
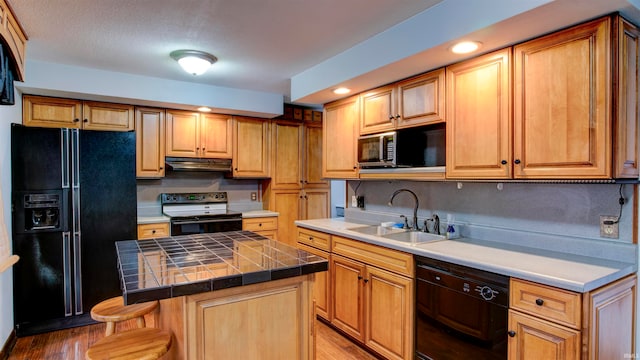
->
105, 322, 116, 336
136, 316, 146, 329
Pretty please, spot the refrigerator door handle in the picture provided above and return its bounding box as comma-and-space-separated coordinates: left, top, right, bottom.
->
73, 231, 83, 315
61, 129, 70, 189
62, 231, 73, 317
71, 129, 80, 189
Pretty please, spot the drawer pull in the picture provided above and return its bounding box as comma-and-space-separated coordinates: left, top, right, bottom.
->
508, 330, 516, 337
535, 298, 544, 306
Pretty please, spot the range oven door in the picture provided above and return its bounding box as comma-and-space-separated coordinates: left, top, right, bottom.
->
170, 215, 242, 236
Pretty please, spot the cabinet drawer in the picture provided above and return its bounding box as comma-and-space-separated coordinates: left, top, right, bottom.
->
331, 235, 413, 277
510, 278, 582, 329
137, 223, 170, 239
297, 227, 331, 251
242, 217, 278, 231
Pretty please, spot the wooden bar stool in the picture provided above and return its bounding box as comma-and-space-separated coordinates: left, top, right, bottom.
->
85, 327, 172, 360
90, 296, 159, 336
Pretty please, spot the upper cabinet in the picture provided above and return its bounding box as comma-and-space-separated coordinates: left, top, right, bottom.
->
136, 107, 165, 178
166, 110, 232, 159
446, 49, 512, 179
513, 16, 612, 179
445, 14, 639, 180
323, 95, 360, 179
232, 116, 269, 178
0, 0, 27, 81
359, 68, 445, 135
23, 95, 134, 131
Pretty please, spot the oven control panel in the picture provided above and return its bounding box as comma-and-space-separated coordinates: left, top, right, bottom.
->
161, 192, 228, 204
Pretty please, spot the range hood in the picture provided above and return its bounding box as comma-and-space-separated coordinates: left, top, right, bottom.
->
165, 157, 232, 172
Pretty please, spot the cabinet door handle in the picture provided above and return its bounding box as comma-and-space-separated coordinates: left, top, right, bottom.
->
514, 159, 521, 164
73, 118, 80, 123
388, 115, 394, 120
535, 298, 544, 306
508, 330, 516, 337
83, 119, 88, 123
395, 114, 401, 119
357, 275, 363, 280
364, 278, 369, 283
501, 160, 507, 165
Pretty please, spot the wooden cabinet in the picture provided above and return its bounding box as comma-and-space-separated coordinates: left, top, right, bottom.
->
330, 235, 414, 360
135, 107, 165, 178
513, 16, 611, 179
445, 48, 512, 179
265, 189, 329, 246
23, 95, 135, 131
137, 222, 170, 240
296, 227, 332, 320
232, 116, 269, 178
0, 0, 27, 81
298, 242, 330, 320
323, 95, 359, 179
360, 68, 446, 135
242, 216, 278, 240
508, 275, 636, 359
266, 119, 329, 244
166, 110, 232, 159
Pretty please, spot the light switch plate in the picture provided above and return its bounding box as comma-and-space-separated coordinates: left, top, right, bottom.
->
600, 215, 619, 239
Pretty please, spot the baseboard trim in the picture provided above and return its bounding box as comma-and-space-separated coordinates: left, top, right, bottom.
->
0, 329, 16, 360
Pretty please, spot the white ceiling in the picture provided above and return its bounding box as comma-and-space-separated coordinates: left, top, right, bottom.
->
8, 0, 640, 109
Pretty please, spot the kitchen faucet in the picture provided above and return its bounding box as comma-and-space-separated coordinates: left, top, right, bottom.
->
388, 189, 419, 231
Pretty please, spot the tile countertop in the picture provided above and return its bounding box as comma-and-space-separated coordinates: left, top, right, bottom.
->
137, 211, 278, 224
295, 218, 637, 293
137, 215, 171, 224
240, 210, 279, 218
115, 231, 327, 305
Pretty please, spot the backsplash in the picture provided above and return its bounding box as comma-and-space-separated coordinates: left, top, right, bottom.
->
137, 172, 263, 215
346, 180, 636, 262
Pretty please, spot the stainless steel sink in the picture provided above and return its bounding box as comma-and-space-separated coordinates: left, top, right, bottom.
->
382, 231, 447, 244
348, 225, 407, 236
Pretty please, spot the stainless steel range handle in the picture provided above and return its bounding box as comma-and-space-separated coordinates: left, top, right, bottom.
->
172, 218, 242, 225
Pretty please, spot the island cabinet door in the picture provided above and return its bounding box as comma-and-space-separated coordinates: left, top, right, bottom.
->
331, 254, 366, 342
507, 310, 580, 360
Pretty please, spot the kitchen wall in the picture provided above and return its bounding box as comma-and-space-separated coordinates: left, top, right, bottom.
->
137, 172, 264, 215
0, 89, 20, 351
346, 180, 636, 260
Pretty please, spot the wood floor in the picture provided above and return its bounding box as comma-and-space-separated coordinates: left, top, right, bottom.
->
7, 318, 378, 360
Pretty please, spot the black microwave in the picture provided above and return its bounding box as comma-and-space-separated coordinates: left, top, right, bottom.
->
357, 124, 445, 168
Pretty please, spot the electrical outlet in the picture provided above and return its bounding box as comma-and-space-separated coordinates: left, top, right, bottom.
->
250, 192, 257, 201
600, 215, 619, 239
351, 195, 358, 207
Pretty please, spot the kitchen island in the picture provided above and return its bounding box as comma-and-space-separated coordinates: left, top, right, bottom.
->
115, 231, 328, 360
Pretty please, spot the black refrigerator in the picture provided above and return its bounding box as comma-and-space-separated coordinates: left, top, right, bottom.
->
11, 124, 137, 336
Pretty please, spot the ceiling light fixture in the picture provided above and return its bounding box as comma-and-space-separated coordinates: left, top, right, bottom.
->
333, 87, 351, 95
451, 41, 482, 54
170, 50, 218, 76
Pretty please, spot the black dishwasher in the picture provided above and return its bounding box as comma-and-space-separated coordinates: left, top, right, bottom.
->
415, 256, 509, 360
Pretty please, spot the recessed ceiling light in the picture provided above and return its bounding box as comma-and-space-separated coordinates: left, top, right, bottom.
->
333, 87, 351, 95
451, 41, 482, 54
198, 106, 212, 112
170, 50, 218, 76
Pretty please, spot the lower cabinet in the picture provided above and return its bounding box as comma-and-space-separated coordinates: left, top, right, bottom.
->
242, 216, 278, 240
298, 243, 330, 320
330, 236, 414, 360
137, 222, 170, 239
508, 275, 637, 359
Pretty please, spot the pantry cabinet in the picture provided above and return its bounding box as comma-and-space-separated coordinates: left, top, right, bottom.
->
135, 107, 165, 178
445, 48, 512, 179
507, 275, 636, 359
232, 116, 269, 178
166, 110, 232, 159
359, 68, 446, 135
265, 119, 329, 243
23, 95, 134, 131
323, 95, 359, 179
